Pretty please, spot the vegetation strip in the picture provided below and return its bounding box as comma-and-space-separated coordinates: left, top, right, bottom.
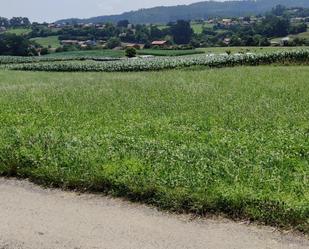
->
0, 56, 121, 65
4, 50, 309, 72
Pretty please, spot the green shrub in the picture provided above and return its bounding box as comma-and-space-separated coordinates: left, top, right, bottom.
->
106, 37, 121, 49
125, 47, 137, 58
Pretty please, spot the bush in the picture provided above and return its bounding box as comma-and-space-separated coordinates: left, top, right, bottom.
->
125, 47, 137, 58
40, 48, 49, 55
106, 37, 121, 49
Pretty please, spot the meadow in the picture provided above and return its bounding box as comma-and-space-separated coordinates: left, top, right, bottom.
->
197, 46, 309, 54
31, 36, 61, 49
5, 28, 31, 35
0, 65, 308, 232
137, 49, 204, 56
44, 49, 125, 58
271, 31, 309, 43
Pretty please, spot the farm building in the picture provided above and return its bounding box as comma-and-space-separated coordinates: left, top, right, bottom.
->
151, 40, 170, 47
123, 43, 145, 49
60, 40, 80, 45
280, 37, 290, 46
223, 38, 231, 45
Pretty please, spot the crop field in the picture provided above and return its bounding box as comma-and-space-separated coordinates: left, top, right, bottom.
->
0, 55, 119, 66
39, 47, 309, 59
0, 65, 308, 232
3, 50, 309, 73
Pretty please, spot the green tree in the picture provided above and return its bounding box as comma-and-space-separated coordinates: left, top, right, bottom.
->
106, 37, 121, 49
230, 35, 242, 46
125, 47, 137, 58
10, 17, 31, 27
117, 20, 130, 28
171, 20, 193, 44
0, 17, 9, 28
0, 33, 38, 56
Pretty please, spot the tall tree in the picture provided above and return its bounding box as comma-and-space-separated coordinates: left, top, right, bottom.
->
117, 20, 130, 28
0, 17, 9, 28
10, 17, 31, 27
0, 33, 37, 56
170, 20, 193, 44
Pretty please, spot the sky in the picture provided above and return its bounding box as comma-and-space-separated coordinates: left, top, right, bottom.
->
0, 0, 204, 23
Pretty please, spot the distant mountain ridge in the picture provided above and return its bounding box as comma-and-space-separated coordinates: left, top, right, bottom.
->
56, 0, 309, 24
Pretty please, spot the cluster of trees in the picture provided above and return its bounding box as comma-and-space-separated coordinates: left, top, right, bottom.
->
28, 5, 308, 51
0, 33, 39, 56
26, 20, 194, 48
0, 17, 31, 28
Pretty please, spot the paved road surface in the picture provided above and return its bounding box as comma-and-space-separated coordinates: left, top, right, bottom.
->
0, 178, 308, 249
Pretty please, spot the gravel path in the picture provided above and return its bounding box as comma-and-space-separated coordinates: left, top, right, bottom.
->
0, 178, 308, 249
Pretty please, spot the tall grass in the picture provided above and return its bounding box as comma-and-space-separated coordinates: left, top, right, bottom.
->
0, 66, 308, 232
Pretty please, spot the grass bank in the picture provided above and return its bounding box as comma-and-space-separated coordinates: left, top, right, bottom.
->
0, 66, 308, 232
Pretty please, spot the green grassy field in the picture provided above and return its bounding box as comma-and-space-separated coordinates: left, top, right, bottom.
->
295, 31, 309, 40
191, 23, 204, 34
271, 31, 309, 43
137, 49, 204, 56
0, 66, 308, 232
198, 46, 309, 54
44, 49, 125, 58
5, 28, 31, 35
31, 36, 61, 48
156, 22, 212, 34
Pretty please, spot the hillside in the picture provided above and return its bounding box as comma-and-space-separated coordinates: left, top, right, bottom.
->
56, 0, 309, 24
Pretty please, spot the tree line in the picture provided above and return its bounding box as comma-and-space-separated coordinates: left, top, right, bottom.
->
0, 17, 31, 28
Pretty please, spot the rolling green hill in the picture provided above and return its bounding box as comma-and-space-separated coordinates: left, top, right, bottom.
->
57, 0, 309, 25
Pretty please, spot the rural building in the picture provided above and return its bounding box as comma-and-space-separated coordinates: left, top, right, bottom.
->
270, 41, 280, 46
123, 43, 145, 49
151, 40, 169, 47
61, 40, 80, 45
222, 19, 232, 25
223, 38, 231, 45
280, 37, 290, 46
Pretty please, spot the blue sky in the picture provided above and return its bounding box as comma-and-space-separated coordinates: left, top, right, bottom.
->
1, 0, 202, 22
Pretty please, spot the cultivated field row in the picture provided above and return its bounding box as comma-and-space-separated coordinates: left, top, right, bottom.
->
1, 50, 308, 72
